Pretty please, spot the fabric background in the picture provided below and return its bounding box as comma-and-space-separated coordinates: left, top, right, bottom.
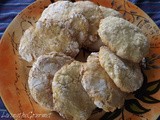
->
0, 0, 159, 119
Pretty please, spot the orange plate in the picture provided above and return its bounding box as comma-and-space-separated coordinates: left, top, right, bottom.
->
0, 0, 160, 120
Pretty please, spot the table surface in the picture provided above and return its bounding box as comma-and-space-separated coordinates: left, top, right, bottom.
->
0, 0, 160, 119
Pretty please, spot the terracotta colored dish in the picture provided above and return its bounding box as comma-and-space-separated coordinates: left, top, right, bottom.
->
0, 0, 160, 119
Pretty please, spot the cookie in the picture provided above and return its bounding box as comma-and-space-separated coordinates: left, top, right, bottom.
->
28, 52, 73, 110
81, 53, 126, 112
38, 1, 89, 46
19, 26, 42, 62
98, 16, 149, 63
73, 1, 103, 48
99, 46, 144, 92
52, 61, 95, 120
19, 21, 79, 62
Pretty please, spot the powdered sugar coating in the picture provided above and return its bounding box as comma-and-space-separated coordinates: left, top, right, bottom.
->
19, 20, 79, 62
38, 1, 74, 22
52, 61, 95, 120
38, 1, 89, 46
28, 52, 73, 110
81, 53, 126, 112
73, 1, 103, 47
19, 26, 43, 62
98, 16, 150, 63
36, 20, 80, 56
99, 46, 144, 93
